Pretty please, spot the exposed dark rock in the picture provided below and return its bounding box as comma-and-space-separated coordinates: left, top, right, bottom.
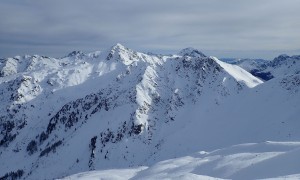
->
26, 140, 37, 155
39, 140, 62, 157
0, 169, 24, 180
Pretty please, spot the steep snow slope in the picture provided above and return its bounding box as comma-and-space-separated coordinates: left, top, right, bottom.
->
154, 73, 300, 155
62, 72, 300, 180
211, 57, 262, 88
0, 44, 298, 180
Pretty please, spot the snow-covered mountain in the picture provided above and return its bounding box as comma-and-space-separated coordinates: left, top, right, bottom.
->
0, 44, 299, 180
222, 55, 300, 81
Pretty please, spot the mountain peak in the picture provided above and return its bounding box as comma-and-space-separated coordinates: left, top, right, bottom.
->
178, 47, 206, 58
274, 54, 289, 61
67, 50, 84, 57
111, 43, 127, 51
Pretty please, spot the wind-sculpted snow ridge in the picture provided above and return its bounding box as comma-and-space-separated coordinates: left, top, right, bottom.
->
0, 44, 299, 180
60, 141, 300, 180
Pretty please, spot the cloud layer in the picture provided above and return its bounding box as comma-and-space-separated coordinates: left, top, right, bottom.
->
1, 0, 300, 59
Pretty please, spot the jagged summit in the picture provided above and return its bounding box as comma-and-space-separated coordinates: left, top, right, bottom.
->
111, 43, 127, 51
67, 50, 84, 57
104, 43, 143, 65
276, 54, 289, 59
273, 54, 300, 65
178, 47, 206, 58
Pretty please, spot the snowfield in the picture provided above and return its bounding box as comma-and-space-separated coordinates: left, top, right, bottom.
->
61, 141, 300, 180
0, 44, 299, 180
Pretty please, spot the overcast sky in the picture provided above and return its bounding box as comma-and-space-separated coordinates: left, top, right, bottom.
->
0, 0, 299, 59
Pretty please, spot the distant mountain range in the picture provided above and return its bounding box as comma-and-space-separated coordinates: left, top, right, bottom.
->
0, 44, 299, 179
221, 55, 300, 81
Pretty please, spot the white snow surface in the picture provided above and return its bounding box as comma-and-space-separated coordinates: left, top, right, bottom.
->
0, 44, 299, 180
211, 56, 263, 87
61, 141, 300, 180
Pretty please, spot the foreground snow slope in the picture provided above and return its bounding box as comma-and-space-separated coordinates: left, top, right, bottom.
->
61, 141, 300, 180
0, 44, 299, 179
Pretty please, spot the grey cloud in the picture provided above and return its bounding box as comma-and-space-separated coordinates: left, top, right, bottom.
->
0, 0, 299, 59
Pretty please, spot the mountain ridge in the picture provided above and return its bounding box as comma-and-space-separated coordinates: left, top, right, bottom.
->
0, 44, 299, 180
